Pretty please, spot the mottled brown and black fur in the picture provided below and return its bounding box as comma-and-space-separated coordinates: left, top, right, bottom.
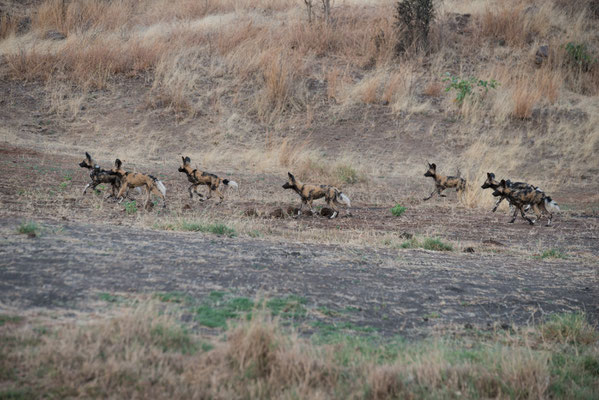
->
481, 172, 535, 212
112, 159, 167, 209
178, 156, 238, 203
423, 163, 466, 201
282, 172, 351, 218
78, 152, 120, 197
493, 179, 560, 226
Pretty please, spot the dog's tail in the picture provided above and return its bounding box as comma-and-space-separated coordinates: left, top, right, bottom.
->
544, 196, 560, 212
223, 179, 239, 189
338, 192, 351, 207
150, 175, 167, 196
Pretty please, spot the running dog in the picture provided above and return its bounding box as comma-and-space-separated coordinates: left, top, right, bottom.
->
78, 152, 120, 197
492, 179, 559, 226
282, 172, 351, 218
423, 162, 466, 201
112, 159, 167, 209
481, 172, 535, 212
178, 156, 238, 203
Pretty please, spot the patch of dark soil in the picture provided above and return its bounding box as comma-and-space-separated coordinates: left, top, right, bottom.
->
0, 219, 597, 337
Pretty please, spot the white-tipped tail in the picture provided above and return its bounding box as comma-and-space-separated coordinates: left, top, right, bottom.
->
156, 180, 167, 196
226, 180, 239, 189
545, 198, 560, 212
339, 192, 351, 207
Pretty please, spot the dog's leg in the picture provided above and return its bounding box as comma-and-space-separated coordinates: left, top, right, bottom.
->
492, 197, 503, 212
213, 186, 225, 204
423, 188, 436, 201
438, 187, 447, 197
188, 184, 195, 199
509, 206, 518, 223
82, 183, 91, 195
117, 182, 129, 203
151, 185, 166, 208
327, 199, 339, 219
144, 184, 152, 210
521, 206, 534, 225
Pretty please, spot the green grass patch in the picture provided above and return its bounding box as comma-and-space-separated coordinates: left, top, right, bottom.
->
194, 296, 255, 329
16, 221, 40, 237
150, 323, 200, 354
154, 292, 192, 304
167, 220, 237, 237
390, 204, 406, 216
536, 248, 568, 260
541, 312, 597, 345
0, 315, 23, 327
266, 295, 307, 319
98, 292, 121, 303
400, 236, 453, 251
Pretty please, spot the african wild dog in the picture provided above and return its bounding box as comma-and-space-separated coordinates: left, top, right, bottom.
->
282, 172, 351, 218
481, 172, 535, 212
178, 156, 238, 203
492, 179, 560, 226
423, 162, 466, 201
112, 159, 167, 209
78, 152, 120, 197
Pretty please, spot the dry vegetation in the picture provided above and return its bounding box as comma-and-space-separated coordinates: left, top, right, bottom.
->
1, 301, 598, 399
0, 0, 597, 205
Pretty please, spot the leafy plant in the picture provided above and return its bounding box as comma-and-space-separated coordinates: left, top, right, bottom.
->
536, 248, 567, 260
390, 204, 406, 216
565, 42, 596, 71
124, 201, 137, 214
443, 73, 499, 104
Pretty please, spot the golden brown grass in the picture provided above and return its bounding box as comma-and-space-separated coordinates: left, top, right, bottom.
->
2, 302, 597, 399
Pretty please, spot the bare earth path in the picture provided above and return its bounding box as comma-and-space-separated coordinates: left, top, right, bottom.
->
1, 218, 597, 337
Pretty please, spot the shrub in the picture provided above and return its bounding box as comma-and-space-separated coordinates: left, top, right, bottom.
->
390, 204, 406, 216
443, 73, 499, 104
421, 237, 453, 251
336, 164, 362, 184
124, 201, 137, 214
394, 0, 435, 54
565, 42, 596, 72
17, 221, 40, 237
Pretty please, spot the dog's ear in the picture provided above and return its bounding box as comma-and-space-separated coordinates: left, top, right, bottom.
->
287, 172, 295, 182
499, 179, 506, 187
184, 156, 191, 164
181, 156, 186, 163
431, 163, 436, 169
487, 172, 493, 179
115, 159, 122, 168
85, 152, 92, 161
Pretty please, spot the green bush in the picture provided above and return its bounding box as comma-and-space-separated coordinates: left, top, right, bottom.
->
17, 221, 40, 237
124, 201, 137, 214
565, 42, 596, 71
390, 204, 406, 216
443, 73, 499, 104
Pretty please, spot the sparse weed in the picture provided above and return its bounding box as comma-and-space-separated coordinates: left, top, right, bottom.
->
166, 220, 237, 237
565, 42, 596, 71
16, 221, 40, 237
390, 204, 406, 216
542, 312, 597, 345
124, 201, 137, 214
400, 236, 453, 251
537, 248, 568, 260
335, 164, 362, 184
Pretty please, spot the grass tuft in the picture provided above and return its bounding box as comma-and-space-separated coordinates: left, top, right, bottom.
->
16, 221, 40, 237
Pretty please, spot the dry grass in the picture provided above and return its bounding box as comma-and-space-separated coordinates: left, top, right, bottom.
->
2, 302, 597, 399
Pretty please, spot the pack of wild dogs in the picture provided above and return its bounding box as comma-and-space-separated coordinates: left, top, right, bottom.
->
79, 153, 560, 226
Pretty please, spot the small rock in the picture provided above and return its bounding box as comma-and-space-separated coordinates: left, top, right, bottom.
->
44, 30, 66, 41
463, 247, 475, 253
535, 45, 549, 65
500, 323, 511, 330
400, 232, 413, 239
464, 323, 473, 329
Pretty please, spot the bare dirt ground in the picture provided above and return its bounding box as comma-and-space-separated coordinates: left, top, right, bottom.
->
1, 143, 598, 337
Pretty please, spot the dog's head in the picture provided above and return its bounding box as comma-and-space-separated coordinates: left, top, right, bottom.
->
424, 162, 436, 177
112, 159, 126, 177
282, 172, 297, 190
481, 172, 499, 189
179, 156, 191, 173
492, 179, 509, 197
79, 152, 94, 169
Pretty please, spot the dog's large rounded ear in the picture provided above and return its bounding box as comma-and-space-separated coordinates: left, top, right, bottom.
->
287, 172, 295, 181
487, 172, 493, 178
181, 156, 186, 163
499, 179, 506, 187
185, 156, 191, 163
85, 152, 92, 160
431, 163, 436, 169
115, 159, 122, 168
